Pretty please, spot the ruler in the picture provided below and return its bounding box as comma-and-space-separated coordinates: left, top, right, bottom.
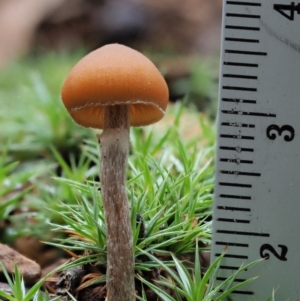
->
212, 1, 300, 300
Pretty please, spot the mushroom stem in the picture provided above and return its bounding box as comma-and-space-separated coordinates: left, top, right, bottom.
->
98, 104, 135, 301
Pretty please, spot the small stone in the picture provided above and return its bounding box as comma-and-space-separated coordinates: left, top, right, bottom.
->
0, 281, 12, 295
0, 243, 41, 285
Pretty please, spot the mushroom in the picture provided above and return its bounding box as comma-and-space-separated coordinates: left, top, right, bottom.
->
61, 44, 169, 301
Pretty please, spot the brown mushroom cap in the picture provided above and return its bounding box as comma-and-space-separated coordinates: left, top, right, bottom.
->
61, 44, 169, 129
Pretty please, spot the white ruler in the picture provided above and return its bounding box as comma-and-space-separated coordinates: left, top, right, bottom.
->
212, 1, 300, 300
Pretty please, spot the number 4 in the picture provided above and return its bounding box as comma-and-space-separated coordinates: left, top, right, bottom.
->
274, 3, 300, 21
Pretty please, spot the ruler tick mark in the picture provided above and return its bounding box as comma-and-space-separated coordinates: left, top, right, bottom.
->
226, 13, 261, 19
226, 1, 261, 7
225, 25, 260, 31
222, 110, 276, 117
217, 230, 269, 237
223, 74, 258, 80
216, 241, 249, 247
215, 253, 249, 259
220, 170, 261, 176
217, 218, 250, 224
220, 194, 251, 200
225, 37, 259, 43
220, 134, 254, 140
223, 86, 257, 91
217, 206, 251, 212
219, 289, 255, 295
221, 122, 255, 128
219, 146, 254, 152
230, 290, 254, 295
222, 98, 256, 104
219, 158, 253, 164
220, 265, 240, 270
224, 62, 258, 67
219, 182, 252, 188
217, 277, 248, 282
225, 49, 267, 56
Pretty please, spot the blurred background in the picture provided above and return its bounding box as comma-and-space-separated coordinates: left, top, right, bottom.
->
0, 0, 222, 101
0, 0, 222, 62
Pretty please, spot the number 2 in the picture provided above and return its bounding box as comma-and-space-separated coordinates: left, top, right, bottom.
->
260, 244, 288, 261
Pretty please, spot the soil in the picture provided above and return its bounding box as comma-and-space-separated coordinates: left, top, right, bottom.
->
0, 237, 210, 300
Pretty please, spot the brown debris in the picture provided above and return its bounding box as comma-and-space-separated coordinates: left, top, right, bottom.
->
55, 262, 107, 301
56, 265, 87, 297
13, 236, 60, 268
0, 243, 41, 285
77, 285, 106, 301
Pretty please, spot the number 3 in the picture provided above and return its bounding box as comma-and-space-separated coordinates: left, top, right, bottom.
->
266, 124, 295, 142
